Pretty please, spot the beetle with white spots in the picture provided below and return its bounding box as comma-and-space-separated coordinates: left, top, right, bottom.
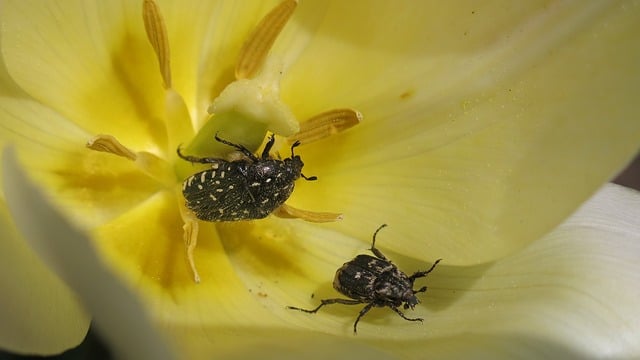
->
177, 133, 316, 221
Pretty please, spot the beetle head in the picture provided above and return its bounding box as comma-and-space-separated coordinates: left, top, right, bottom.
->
287, 141, 317, 181
403, 292, 420, 310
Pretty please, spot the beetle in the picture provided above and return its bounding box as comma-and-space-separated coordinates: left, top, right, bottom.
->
177, 133, 316, 221
287, 224, 441, 334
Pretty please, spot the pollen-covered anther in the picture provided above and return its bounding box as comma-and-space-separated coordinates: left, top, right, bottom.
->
288, 108, 362, 145
143, 0, 172, 88
86, 134, 137, 161
274, 203, 343, 223
235, 0, 298, 79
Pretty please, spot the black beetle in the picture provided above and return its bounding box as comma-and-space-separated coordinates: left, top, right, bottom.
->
287, 224, 441, 334
177, 133, 316, 221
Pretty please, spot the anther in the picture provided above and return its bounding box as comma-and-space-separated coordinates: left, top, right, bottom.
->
235, 0, 298, 79
288, 108, 362, 145
86, 134, 137, 161
143, 0, 172, 88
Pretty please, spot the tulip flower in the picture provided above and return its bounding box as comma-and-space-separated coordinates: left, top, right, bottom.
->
1, 1, 638, 358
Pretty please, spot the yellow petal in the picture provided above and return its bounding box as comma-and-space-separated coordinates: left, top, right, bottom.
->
0, 99, 163, 227
0, 98, 89, 149
0, 198, 89, 354
171, 327, 392, 360
0, 26, 23, 98
2, 148, 175, 359
283, 1, 640, 264
94, 189, 199, 289
1, 1, 167, 150
93, 190, 296, 357
279, 184, 640, 358
93, 189, 288, 326
218, 219, 373, 333
92, 189, 381, 359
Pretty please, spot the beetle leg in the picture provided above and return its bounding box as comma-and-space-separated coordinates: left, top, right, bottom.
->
390, 306, 423, 323
369, 224, 389, 261
287, 298, 363, 314
409, 259, 442, 281
352, 302, 375, 334
176, 146, 223, 164
261, 134, 276, 159
214, 133, 260, 161
289, 139, 301, 158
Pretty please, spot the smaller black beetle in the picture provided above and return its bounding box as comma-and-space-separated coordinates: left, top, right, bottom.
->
177, 133, 316, 221
287, 224, 441, 334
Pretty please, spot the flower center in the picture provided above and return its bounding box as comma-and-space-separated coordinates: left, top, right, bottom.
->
86, 0, 361, 283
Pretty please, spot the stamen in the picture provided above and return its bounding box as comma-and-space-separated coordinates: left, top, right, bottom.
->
87, 135, 175, 185
235, 0, 298, 79
288, 109, 362, 145
86, 134, 137, 161
273, 203, 343, 223
143, 0, 172, 88
178, 192, 201, 283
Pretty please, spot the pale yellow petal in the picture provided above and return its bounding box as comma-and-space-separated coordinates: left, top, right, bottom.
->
219, 218, 365, 315
92, 190, 294, 357
0, 23, 24, 98
0, 199, 89, 354
171, 327, 392, 360
0, 97, 88, 148
132, 221, 391, 359
92, 189, 388, 359
0, 99, 162, 227
2, 148, 175, 359
283, 1, 640, 264
1, 1, 167, 150
373, 334, 589, 359
271, 184, 640, 358
94, 189, 204, 290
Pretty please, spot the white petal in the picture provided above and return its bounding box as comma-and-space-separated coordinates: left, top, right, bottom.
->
401, 184, 640, 357
270, 184, 640, 358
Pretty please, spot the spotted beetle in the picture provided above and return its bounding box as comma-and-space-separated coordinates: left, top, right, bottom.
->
177, 133, 316, 221
287, 224, 441, 334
